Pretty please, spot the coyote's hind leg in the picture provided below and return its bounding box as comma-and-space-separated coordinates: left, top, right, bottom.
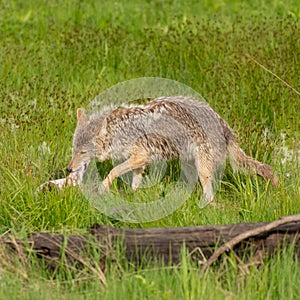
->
195, 152, 215, 206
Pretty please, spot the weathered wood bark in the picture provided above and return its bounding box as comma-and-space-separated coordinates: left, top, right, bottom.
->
1, 218, 300, 271
88, 221, 300, 264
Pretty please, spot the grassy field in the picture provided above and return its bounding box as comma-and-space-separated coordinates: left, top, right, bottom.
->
1, 0, 300, 299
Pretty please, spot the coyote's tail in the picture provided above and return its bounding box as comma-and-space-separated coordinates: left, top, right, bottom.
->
220, 119, 278, 186
227, 139, 278, 186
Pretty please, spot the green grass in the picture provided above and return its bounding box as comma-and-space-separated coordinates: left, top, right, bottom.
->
0, 0, 300, 299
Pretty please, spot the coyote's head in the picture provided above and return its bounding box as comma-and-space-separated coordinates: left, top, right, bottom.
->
67, 108, 106, 173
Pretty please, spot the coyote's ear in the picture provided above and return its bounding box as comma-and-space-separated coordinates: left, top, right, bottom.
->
77, 108, 87, 125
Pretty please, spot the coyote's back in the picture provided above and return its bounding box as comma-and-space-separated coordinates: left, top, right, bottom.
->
67, 96, 277, 204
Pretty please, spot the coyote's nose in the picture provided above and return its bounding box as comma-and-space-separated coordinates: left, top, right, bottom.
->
66, 167, 72, 173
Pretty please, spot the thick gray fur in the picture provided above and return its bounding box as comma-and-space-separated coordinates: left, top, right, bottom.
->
67, 96, 278, 204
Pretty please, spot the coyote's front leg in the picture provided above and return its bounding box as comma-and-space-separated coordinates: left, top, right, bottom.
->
131, 167, 145, 190
102, 152, 149, 190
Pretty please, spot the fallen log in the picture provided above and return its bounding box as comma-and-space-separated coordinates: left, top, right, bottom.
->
1, 215, 300, 273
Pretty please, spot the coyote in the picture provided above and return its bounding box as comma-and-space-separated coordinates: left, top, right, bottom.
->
64, 96, 277, 204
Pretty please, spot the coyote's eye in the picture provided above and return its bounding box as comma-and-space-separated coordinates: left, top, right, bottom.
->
80, 151, 87, 154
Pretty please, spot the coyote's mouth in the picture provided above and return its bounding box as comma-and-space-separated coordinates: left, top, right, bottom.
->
67, 163, 88, 176
71, 163, 88, 174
